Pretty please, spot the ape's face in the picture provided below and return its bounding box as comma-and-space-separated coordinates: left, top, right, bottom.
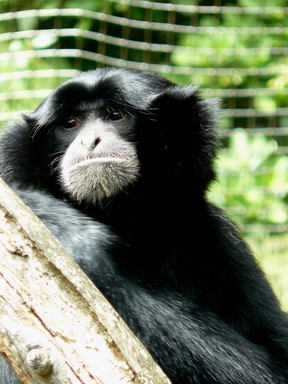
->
56, 102, 140, 205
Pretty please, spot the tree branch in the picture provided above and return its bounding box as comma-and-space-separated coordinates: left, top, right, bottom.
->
0, 178, 170, 384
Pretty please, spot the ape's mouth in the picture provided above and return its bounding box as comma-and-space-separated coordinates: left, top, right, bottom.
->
70, 155, 135, 170
72, 157, 127, 167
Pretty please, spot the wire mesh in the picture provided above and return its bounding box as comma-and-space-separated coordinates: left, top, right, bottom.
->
0, 0, 288, 235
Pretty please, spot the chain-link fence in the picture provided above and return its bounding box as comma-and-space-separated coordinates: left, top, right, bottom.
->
1, 0, 288, 235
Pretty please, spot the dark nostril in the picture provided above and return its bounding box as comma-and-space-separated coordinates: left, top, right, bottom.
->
92, 137, 101, 149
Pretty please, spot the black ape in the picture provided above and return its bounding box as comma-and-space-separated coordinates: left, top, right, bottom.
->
0, 68, 288, 384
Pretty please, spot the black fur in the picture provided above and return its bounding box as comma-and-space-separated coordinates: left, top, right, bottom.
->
0, 67, 288, 383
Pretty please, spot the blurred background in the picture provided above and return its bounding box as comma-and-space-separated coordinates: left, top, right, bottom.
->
0, 0, 287, 309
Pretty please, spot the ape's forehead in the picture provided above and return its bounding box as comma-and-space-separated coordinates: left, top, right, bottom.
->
54, 67, 172, 112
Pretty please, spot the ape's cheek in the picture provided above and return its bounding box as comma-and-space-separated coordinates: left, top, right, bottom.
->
59, 152, 140, 205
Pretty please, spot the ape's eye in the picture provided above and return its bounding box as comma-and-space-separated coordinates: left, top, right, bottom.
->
106, 109, 126, 121
63, 117, 81, 129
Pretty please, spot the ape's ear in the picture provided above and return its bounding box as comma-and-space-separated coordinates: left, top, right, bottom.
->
5, 94, 58, 184
151, 84, 220, 146
22, 92, 57, 137
0, 120, 40, 187
149, 85, 221, 190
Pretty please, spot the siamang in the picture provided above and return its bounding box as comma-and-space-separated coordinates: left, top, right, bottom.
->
0, 67, 288, 384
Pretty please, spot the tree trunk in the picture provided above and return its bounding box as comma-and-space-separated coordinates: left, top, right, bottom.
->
0, 178, 170, 384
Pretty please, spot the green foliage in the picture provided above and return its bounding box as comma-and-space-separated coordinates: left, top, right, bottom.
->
1, 0, 288, 238
248, 232, 288, 310
208, 129, 288, 233
170, 0, 288, 134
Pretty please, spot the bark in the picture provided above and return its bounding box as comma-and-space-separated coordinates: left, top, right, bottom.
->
0, 178, 170, 384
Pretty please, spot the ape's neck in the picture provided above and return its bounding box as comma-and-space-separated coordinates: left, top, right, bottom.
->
89, 185, 207, 240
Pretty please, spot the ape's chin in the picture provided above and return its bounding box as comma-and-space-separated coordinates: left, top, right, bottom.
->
60, 154, 140, 205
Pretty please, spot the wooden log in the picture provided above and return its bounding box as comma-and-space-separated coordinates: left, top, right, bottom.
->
0, 178, 170, 384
